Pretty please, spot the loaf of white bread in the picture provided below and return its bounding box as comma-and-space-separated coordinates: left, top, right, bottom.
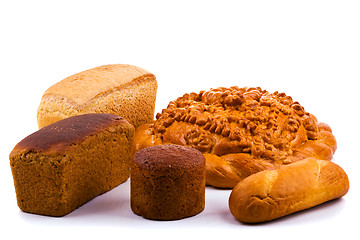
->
228, 158, 349, 223
37, 64, 157, 129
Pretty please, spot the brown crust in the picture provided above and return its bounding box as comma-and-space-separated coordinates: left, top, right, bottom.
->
11, 113, 131, 155
10, 113, 134, 216
131, 144, 205, 220
133, 86, 337, 188
134, 144, 205, 170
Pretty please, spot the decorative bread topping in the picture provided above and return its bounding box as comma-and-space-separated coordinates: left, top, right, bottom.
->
151, 87, 319, 164
134, 86, 336, 188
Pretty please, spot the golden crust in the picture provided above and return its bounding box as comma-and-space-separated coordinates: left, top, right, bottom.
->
37, 64, 157, 129
228, 158, 349, 223
41, 64, 152, 106
133, 86, 337, 188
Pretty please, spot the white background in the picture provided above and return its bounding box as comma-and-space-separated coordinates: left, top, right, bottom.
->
1, 0, 359, 239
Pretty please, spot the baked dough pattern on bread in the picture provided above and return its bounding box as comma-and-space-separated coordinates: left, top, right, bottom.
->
134, 86, 337, 188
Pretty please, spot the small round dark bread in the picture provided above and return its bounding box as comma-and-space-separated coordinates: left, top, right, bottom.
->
131, 144, 206, 220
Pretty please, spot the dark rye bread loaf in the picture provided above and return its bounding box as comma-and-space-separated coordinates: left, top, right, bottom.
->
10, 113, 134, 217
131, 145, 206, 220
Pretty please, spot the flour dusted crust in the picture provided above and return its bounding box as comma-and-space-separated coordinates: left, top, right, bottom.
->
37, 64, 157, 129
134, 86, 337, 188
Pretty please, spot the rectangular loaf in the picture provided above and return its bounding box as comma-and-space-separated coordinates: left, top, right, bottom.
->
10, 113, 134, 217
37, 64, 157, 129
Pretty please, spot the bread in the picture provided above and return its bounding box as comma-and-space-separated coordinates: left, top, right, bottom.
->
37, 64, 157, 129
228, 158, 349, 223
131, 144, 206, 220
10, 113, 134, 217
133, 86, 337, 188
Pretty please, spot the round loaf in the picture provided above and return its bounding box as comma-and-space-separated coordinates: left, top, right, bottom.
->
130, 144, 206, 220
133, 86, 337, 188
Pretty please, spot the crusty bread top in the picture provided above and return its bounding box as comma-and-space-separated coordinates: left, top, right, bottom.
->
10, 113, 133, 156
133, 144, 205, 170
41, 64, 155, 106
138, 86, 336, 163
228, 157, 349, 223
133, 86, 337, 188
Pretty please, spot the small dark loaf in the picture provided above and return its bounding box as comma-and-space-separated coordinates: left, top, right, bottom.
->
10, 113, 134, 217
131, 144, 206, 220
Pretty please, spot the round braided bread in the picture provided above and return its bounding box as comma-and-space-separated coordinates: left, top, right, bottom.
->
133, 87, 337, 188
